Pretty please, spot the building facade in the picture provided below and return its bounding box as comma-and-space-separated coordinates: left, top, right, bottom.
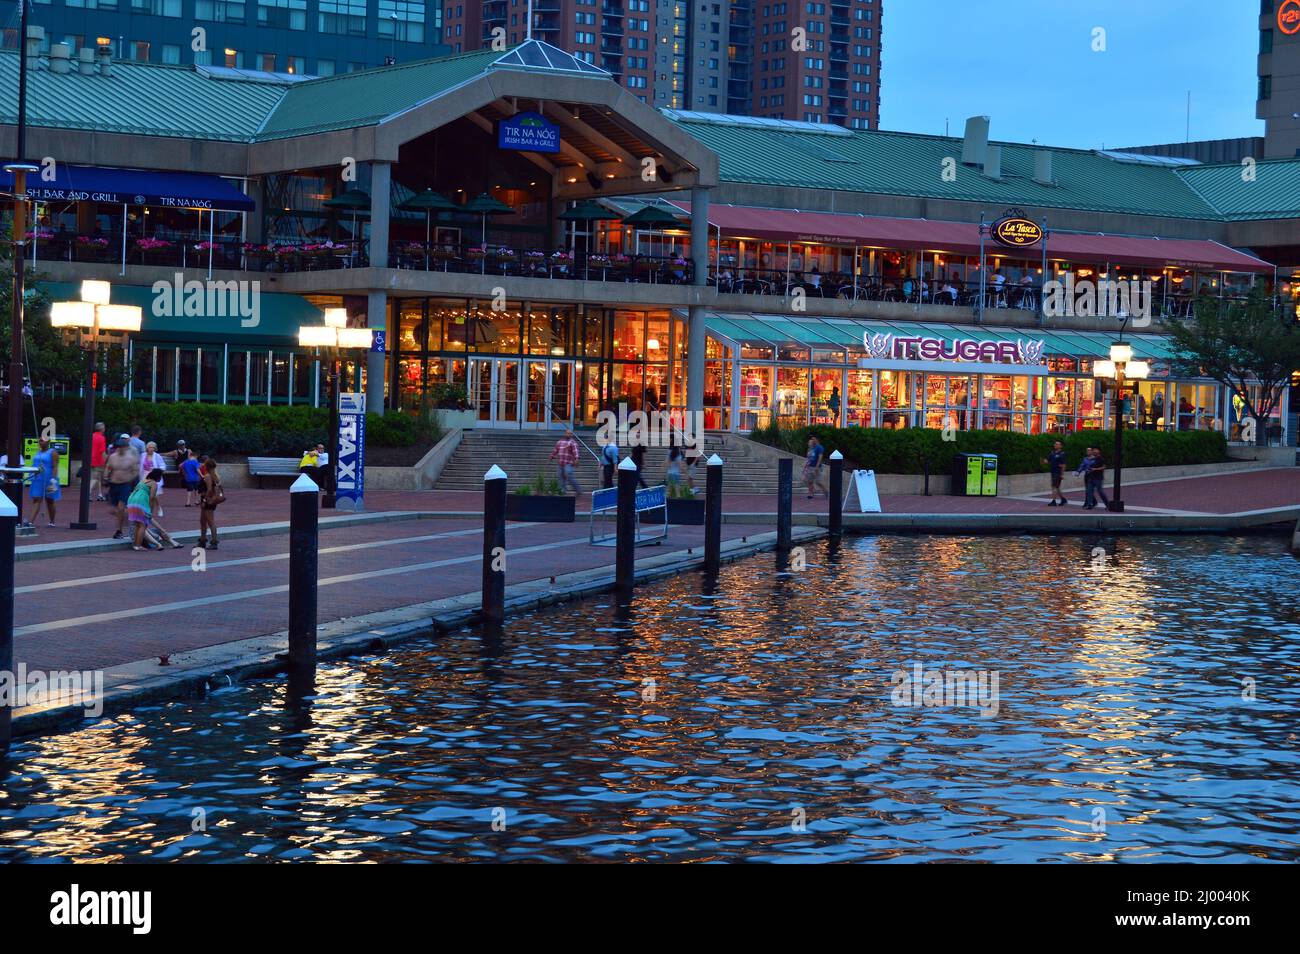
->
1259, 0, 1300, 157
4, 0, 448, 75
441, 0, 880, 128
2, 38, 1297, 447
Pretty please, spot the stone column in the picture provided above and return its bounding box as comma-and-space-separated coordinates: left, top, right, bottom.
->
686, 186, 710, 416
368, 160, 391, 268
366, 290, 387, 412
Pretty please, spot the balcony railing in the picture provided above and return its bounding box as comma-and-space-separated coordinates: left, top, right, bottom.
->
389, 243, 696, 284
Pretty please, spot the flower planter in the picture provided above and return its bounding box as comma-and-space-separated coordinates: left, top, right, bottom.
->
506, 494, 576, 523
434, 408, 478, 431
666, 497, 705, 525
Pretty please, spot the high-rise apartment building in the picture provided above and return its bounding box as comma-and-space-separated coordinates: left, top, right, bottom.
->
442, 0, 881, 128
2, 0, 447, 76
1258, 0, 1300, 157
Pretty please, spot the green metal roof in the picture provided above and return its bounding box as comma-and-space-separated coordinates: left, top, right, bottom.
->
1176, 160, 1300, 221
255, 47, 507, 141
0, 53, 284, 141
667, 112, 1292, 222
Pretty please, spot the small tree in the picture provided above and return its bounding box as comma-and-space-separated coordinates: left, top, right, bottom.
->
1164, 286, 1300, 447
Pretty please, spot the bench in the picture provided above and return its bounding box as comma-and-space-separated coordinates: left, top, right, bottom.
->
247, 456, 304, 488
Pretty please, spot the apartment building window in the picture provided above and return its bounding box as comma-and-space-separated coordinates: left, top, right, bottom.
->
161, 43, 181, 63
319, 0, 367, 35
223, 48, 242, 67
853, 45, 871, 57
854, 8, 872, 19
853, 26, 872, 38
1259, 75, 1273, 100
258, 0, 307, 30
193, 48, 212, 64
286, 54, 305, 73
316, 59, 336, 75
1261, 28, 1273, 54
379, 0, 426, 41
803, 93, 822, 106
708, 94, 717, 105
805, 19, 824, 32
258, 52, 276, 71
852, 62, 870, 75
132, 0, 182, 14
131, 40, 150, 61
196, 0, 247, 22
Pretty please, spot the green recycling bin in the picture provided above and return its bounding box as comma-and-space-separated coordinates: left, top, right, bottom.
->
952, 453, 999, 496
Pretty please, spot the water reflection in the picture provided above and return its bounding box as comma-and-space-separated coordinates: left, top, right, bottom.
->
1, 535, 1298, 863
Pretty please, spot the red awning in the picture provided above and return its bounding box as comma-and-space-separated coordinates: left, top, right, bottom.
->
670, 201, 1273, 273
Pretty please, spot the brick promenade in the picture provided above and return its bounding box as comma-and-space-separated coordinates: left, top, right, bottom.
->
10, 467, 1298, 677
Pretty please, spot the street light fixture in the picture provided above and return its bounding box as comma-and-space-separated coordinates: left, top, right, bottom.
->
49, 280, 143, 530
1091, 333, 1149, 513
298, 308, 372, 508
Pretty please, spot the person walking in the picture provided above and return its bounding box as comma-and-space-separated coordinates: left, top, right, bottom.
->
139, 442, 168, 518
89, 422, 108, 501
180, 449, 203, 507
666, 443, 685, 488
127, 425, 146, 458
600, 436, 619, 488
27, 438, 61, 527
548, 429, 582, 495
198, 456, 225, 549
166, 439, 189, 486
630, 442, 648, 490
1042, 439, 1069, 506
802, 435, 827, 499
1084, 446, 1110, 510
103, 436, 139, 539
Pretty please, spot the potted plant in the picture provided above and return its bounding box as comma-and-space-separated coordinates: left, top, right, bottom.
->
135, 236, 173, 265
74, 234, 109, 262
665, 480, 705, 524
430, 383, 477, 430
242, 242, 271, 271
506, 471, 577, 522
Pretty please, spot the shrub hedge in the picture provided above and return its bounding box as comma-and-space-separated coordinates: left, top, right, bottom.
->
749, 422, 1229, 475
7, 398, 440, 457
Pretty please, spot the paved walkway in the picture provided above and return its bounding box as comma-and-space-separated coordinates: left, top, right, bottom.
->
8, 466, 1296, 687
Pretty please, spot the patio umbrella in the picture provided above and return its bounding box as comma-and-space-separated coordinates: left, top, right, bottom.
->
398, 188, 458, 248
621, 204, 684, 255
322, 190, 371, 254
558, 200, 620, 222
462, 192, 514, 247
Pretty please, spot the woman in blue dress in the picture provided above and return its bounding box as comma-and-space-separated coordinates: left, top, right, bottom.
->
28, 438, 61, 527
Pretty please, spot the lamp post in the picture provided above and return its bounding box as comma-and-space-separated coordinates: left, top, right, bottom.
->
50, 281, 142, 530
1091, 338, 1150, 513
298, 308, 372, 509
4, 2, 38, 513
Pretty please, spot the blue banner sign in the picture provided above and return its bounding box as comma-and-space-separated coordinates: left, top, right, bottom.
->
335, 392, 366, 512
591, 484, 666, 513
498, 111, 561, 153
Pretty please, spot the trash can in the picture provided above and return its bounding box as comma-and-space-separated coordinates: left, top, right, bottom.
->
952, 453, 999, 496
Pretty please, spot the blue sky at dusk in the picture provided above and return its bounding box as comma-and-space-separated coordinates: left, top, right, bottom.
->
881, 0, 1264, 149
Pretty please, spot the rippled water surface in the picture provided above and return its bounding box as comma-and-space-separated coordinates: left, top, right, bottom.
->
2, 535, 1298, 863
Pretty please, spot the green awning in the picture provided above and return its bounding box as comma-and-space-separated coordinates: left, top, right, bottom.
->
39, 280, 325, 343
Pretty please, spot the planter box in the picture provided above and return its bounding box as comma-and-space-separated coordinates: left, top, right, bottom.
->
506, 494, 576, 523
666, 497, 705, 525
435, 408, 479, 430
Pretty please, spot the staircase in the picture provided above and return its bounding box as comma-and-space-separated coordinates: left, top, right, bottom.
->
433, 430, 800, 495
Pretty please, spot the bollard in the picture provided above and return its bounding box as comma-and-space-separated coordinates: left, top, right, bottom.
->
0, 491, 15, 754
482, 465, 507, 627
777, 456, 793, 551
704, 453, 723, 574
287, 474, 320, 674
828, 449, 843, 537
615, 457, 638, 598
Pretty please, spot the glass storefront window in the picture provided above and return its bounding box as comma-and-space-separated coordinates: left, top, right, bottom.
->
528, 305, 573, 356
879, 370, 910, 428
290, 354, 312, 403
249, 351, 268, 403
228, 351, 247, 400
1175, 383, 1218, 431
1044, 377, 1075, 432
740, 342, 773, 360
809, 367, 841, 425
845, 369, 872, 427
739, 365, 772, 430
1077, 378, 1106, 430
398, 300, 428, 353
178, 348, 198, 399
776, 366, 809, 427
612, 311, 645, 361
396, 356, 425, 411
271, 352, 290, 402
469, 307, 522, 354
